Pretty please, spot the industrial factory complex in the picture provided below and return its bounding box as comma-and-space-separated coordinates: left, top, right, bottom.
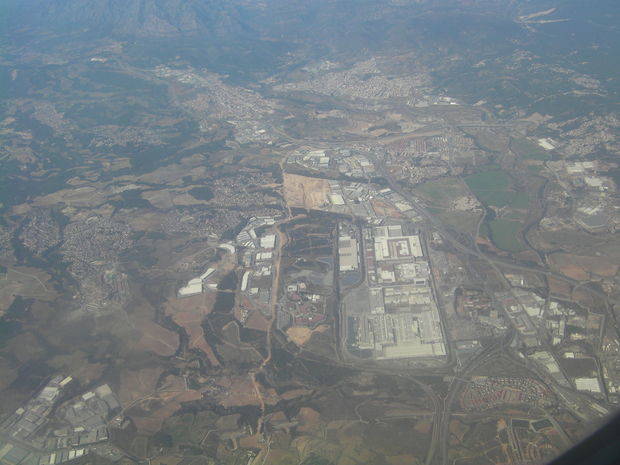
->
342, 222, 447, 361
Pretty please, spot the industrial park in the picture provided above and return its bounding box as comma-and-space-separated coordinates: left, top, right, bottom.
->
0, 377, 123, 465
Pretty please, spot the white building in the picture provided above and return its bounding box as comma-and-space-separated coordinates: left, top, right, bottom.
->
199, 268, 215, 280
538, 138, 555, 150
241, 271, 250, 292
338, 235, 359, 271
575, 377, 601, 393
260, 234, 276, 249
178, 278, 203, 297
373, 226, 423, 261
256, 251, 273, 262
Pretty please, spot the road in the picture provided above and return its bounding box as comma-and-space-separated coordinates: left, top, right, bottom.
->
250, 219, 288, 435
249, 213, 306, 449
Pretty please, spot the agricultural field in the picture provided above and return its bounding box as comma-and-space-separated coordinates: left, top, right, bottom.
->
0, 266, 57, 314
437, 211, 484, 237
464, 170, 530, 209
510, 137, 552, 161
482, 219, 526, 253
414, 178, 470, 209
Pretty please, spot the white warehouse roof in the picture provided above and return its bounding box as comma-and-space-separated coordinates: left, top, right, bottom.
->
575, 377, 601, 393
178, 282, 202, 297
260, 234, 276, 249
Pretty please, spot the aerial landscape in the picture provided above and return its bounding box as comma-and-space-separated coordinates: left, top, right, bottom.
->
0, 0, 618, 464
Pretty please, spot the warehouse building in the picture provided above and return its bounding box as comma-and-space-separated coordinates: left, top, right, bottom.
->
338, 235, 359, 271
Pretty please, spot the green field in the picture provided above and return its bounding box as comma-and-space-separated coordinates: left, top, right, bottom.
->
464, 170, 530, 209
438, 211, 483, 236
511, 192, 530, 209
511, 137, 552, 161
415, 177, 468, 207
526, 164, 544, 174
160, 411, 218, 446
484, 218, 526, 252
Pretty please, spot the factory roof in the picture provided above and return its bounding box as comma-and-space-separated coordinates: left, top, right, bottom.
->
330, 193, 345, 205
199, 268, 216, 280
256, 251, 273, 261
538, 138, 555, 150
178, 282, 202, 297
575, 377, 601, 393
241, 271, 250, 292
338, 235, 359, 271
260, 234, 276, 249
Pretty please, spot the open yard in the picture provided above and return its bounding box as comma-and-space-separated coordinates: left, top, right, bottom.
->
283, 173, 330, 209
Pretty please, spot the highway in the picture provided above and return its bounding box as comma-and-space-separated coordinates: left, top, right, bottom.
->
250, 215, 296, 439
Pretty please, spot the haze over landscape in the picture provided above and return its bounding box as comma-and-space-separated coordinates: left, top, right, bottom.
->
0, 1, 619, 464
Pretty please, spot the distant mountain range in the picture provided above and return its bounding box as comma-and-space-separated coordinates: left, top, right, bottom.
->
7, 0, 616, 45
5, 0, 533, 38
5, 0, 618, 88
9, 0, 255, 37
